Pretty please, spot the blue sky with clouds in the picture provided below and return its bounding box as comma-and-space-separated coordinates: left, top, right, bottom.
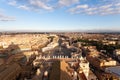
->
0, 0, 120, 31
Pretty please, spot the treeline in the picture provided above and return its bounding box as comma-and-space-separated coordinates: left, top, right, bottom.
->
77, 38, 120, 54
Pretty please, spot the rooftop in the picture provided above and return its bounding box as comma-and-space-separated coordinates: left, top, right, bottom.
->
105, 66, 120, 77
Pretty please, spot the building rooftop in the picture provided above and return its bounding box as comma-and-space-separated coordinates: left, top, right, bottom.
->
105, 66, 120, 77
0, 63, 22, 80
49, 60, 73, 80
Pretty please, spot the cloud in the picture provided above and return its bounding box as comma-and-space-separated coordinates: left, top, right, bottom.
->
7, 0, 79, 11
68, 0, 120, 15
58, 0, 79, 6
18, 5, 30, 10
29, 0, 53, 10
0, 10, 15, 21
8, 0, 17, 6
76, 5, 88, 9
5, 0, 120, 15
69, 4, 89, 13
0, 14, 15, 21
7, 0, 53, 11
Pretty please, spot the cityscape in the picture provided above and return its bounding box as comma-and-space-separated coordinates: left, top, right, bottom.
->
0, 32, 120, 80
0, 0, 120, 80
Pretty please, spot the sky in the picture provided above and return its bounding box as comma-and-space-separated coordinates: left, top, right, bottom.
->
0, 0, 120, 31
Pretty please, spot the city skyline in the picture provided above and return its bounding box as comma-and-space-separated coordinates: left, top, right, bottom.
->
0, 0, 120, 31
